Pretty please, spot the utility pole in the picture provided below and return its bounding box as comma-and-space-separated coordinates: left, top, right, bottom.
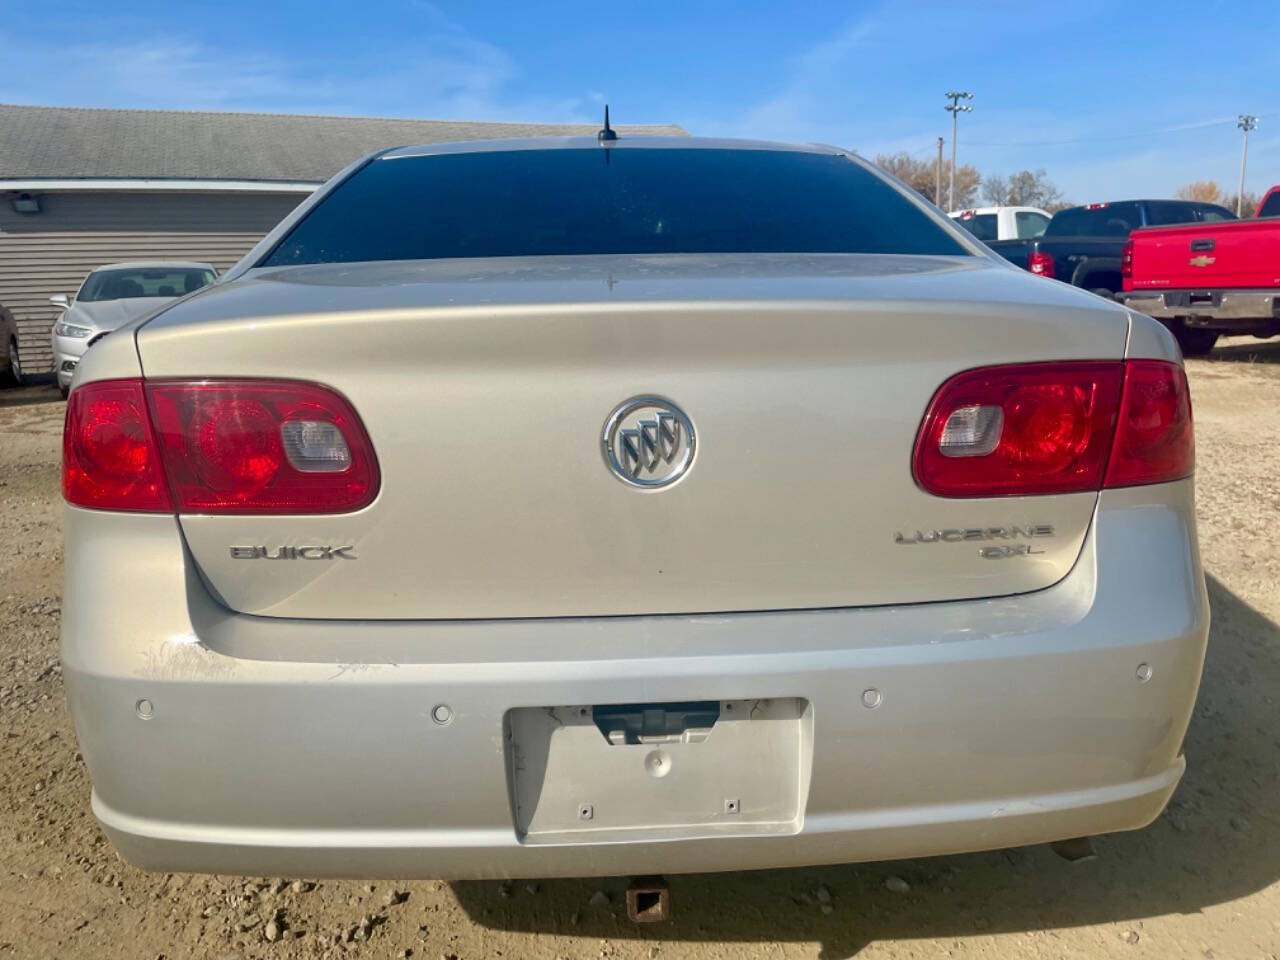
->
944, 91, 973, 212
935, 137, 944, 208
1237, 114, 1258, 216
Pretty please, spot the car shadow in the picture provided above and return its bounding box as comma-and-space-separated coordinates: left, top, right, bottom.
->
0, 379, 62, 409
1204, 336, 1280, 365
450, 574, 1279, 958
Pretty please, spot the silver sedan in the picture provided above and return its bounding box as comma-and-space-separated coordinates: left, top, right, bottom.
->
50, 261, 215, 395
60, 136, 1207, 880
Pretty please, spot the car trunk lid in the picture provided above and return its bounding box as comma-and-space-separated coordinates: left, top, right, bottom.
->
135, 253, 1128, 620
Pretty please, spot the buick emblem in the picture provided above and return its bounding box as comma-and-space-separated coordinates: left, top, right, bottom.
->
601, 396, 696, 489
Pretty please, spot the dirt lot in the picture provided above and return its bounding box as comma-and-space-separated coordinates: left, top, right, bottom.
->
2, 339, 1278, 960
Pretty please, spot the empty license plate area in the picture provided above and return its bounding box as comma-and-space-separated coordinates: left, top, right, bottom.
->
505, 698, 812, 844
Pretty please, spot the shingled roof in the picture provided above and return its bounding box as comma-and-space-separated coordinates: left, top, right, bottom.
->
0, 104, 688, 184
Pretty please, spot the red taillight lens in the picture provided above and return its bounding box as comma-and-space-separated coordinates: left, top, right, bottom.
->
914, 360, 1193, 497
1121, 239, 1134, 282
1105, 361, 1194, 488
1028, 250, 1055, 278
147, 380, 379, 514
64, 379, 174, 511
64, 378, 379, 514
914, 363, 1122, 497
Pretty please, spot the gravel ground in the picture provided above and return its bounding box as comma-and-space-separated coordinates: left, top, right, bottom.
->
1, 338, 1278, 960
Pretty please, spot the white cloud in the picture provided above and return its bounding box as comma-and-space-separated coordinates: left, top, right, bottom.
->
0, 34, 312, 110
683, 12, 885, 145
737, 17, 878, 142
0, 19, 596, 123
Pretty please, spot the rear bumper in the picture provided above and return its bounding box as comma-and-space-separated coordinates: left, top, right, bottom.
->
1120, 289, 1280, 329
90, 764, 1184, 879
62, 482, 1209, 879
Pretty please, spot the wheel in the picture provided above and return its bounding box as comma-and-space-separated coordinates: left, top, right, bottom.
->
59, 384, 70, 400
1172, 326, 1218, 357
1087, 287, 1116, 301
7, 338, 24, 386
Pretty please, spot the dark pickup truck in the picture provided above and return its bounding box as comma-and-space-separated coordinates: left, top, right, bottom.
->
989, 199, 1236, 299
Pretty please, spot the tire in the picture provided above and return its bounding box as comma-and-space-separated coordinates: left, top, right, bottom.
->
59, 384, 70, 400
1086, 287, 1116, 301
1172, 326, 1218, 357
7, 338, 24, 386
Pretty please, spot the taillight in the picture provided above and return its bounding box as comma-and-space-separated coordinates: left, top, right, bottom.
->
63, 378, 379, 514
1104, 361, 1194, 488
147, 380, 379, 513
1121, 239, 1134, 281
64, 380, 173, 512
914, 363, 1122, 497
913, 360, 1193, 498
1028, 250, 1055, 278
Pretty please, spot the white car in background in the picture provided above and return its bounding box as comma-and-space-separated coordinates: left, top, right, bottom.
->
50, 261, 217, 396
1, 303, 21, 386
950, 206, 1051, 243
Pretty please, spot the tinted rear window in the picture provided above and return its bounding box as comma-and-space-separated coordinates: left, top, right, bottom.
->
262, 148, 968, 265
1015, 211, 1050, 238
1145, 201, 1199, 226
1046, 203, 1145, 237
953, 213, 997, 242
1198, 205, 1236, 222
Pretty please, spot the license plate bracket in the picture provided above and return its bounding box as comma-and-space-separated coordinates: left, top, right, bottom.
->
505, 698, 811, 844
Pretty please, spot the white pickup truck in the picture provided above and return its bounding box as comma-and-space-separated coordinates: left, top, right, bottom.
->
950, 205, 1050, 242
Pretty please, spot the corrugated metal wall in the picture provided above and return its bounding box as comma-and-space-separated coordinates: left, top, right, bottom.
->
0, 190, 304, 373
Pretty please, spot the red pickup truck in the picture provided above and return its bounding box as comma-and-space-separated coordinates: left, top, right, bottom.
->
1119, 186, 1280, 354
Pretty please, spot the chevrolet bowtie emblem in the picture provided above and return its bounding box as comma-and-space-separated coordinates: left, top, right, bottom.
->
1188, 255, 1216, 267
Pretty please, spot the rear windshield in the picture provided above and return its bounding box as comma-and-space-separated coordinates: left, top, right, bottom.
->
78, 267, 215, 302
262, 148, 969, 265
952, 213, 997, 242
1258, 192, 1280, 218
1015, 211, 1050, 238
1046, 203, 1145, 237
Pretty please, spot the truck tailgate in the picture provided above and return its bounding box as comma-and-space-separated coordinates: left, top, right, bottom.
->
1128, 219, 1280, 290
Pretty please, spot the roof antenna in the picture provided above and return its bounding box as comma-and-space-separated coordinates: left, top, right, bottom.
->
598, 104, 618, 143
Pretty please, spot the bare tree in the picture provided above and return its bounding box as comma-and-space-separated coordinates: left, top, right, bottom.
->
981, 174, 1009, 206
982, 169, 1066, 210
1221, 191, 1260, 216
1176, 181, 1223, 203
873, 152, 980, 209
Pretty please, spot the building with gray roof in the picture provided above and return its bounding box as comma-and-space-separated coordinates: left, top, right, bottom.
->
0, 104, 685, 374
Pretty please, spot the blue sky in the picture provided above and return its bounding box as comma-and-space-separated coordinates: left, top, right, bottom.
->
2, 0, 1277, 202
